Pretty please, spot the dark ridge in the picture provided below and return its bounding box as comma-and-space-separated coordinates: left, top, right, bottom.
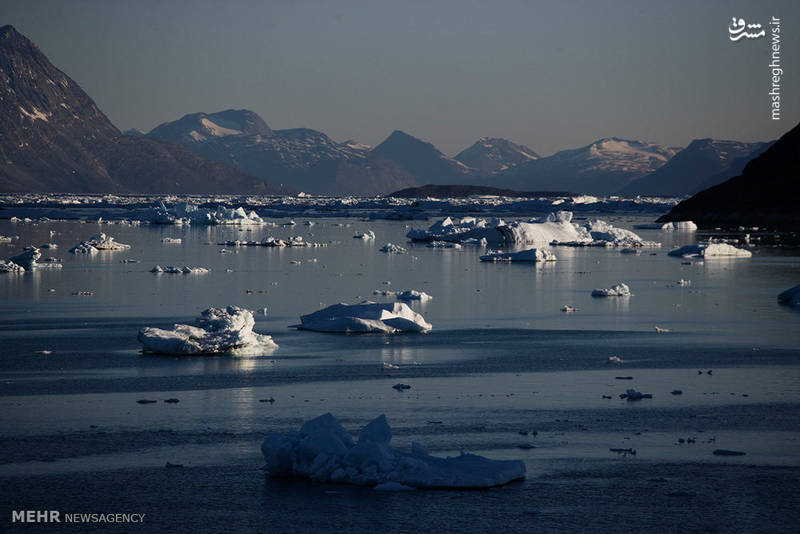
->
387, 184, 576, 198
657, 122, 800, 230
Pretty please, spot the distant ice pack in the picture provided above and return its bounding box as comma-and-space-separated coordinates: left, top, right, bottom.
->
261, 413, 526, 489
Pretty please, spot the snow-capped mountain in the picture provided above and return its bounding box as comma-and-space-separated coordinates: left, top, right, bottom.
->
619, 139, 772, 197
490, 138, 678, 194
454, 137, 539, 173
146, 114, 420, 195
0, 25, 285, 194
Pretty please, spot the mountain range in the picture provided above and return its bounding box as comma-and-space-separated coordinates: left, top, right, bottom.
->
659, 122, 799, 229
0, 26, 777, 198
0, 25, 287, 194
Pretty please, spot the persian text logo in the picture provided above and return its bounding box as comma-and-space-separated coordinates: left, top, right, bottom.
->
728, 17, 765, 40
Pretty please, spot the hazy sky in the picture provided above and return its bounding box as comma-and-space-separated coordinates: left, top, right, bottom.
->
2, 0, 797, 155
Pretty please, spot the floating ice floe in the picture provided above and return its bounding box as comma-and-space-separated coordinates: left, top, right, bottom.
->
0, 235, 19, 243
69, 233, 130, 254
396, 290, 433, 302
427, 241, 462, 249
260, 413, 526, 489
607, 356, 623, 365
0, 260, 25, 272
224, 236, 326, 248
592, 283, 631, 297
150, 265, 209, 274
379, 243, 407, 254
634, 221, 697, 231
561, 305, 578, 313
7, 247, 62, 270
294, 302, 431, 333
407, 212, 658, 248
668, 241, 752, 258
353, 231, 375, 240
654, 326, 670, 333
778, 285, 800, 306
480, 248, 556, 262
161, 237, 182, 244
677, 279, 692, 286
138, 306, 277, 355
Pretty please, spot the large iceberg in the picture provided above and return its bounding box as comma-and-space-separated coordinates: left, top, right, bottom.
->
294, 302, 431, 333
668, 241, 752, 258
261, 414, 526, 489
69, 233, 130, 253
408, 212, 657, 248
480, 248, 557, 262
778, 285, 800, 306
138, 306, 277, 355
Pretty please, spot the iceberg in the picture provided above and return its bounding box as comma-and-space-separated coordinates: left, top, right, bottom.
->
778, 285, 800, 306
480, 248, 556, 262
592, 283, 631, 297
634, 221, 697, 231
0, 260, 25, 273
138, 306, 277, 355
261, 414, 526, 489
145, 202, 267, 225
395, 290, 433, 301
379, 243, 407, 254
408, 212, 657, 248
668, 241, 752, 258
150, 265, 209, 274
69, 233, 130, 253
353, 231, 375, 240
7, 247, 62, 270
426, 241, 462, 249
294, 302, 431, 333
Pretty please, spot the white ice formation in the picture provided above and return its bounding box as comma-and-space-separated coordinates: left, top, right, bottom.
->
138, 306, 277, 355
480, 248, 556, 262
395, 290, 433, 301
69, 233, 130, 254
354, 231, 376, 240
260, 413, 526, 489
408, 212, 658, 248
146, 202, 267, 225
668, 241, 752, 258
634, 221, 697, 231
379, 243, 407, 254
592, 283, 631, 297
150, 265, 210, 274
294, 302, 431, 333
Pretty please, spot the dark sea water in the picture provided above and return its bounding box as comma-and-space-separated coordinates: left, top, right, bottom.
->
1, 214, 798, 532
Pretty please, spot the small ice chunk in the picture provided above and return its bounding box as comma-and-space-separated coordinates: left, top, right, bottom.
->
480, 248, 556, 262
607, 356, 623, 365
379, 243, 407, 254
396, 290, 433, 302
138, 306, 277, 355
294, 302, 431, 333
162, 237, 182, 244
150, 265, 209, 274
592, 283, 631, 297
354, 230, 375, 240
427, 241, 462, 249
